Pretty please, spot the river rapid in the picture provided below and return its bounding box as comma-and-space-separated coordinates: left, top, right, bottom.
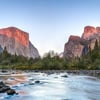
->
0, 71, 100, 100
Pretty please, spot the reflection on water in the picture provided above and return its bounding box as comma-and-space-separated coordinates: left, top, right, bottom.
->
0, 72, 100, 100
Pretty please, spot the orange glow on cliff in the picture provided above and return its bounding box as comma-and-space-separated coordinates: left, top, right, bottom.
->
0, 27, 29, 47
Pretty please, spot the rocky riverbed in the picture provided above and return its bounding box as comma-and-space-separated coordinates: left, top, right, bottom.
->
0, 70, 100, 100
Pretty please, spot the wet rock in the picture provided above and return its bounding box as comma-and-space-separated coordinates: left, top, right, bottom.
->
29, 82, 34, 85
0, 86, 10, 93
29, 78, 34, 81
35, 80, 40, 84
1, 70, 8, 73
0, 81, 10, 93
0, 81, 6, 88
34, 70, 39, 73
61, 75, 68, 78
9, 77, 15, 80
47, 72, 54, 75
0, 81, 16, 95
7, 89, 16, 95
54, 76, 58, 78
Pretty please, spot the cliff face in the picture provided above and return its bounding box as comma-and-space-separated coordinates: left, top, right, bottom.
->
0, 27, 29, 47
0, 27, 39, 59
82, 26, 96, 39
64, 26, 100, 58
64, 35, 85, 58
82, 26, 100, 39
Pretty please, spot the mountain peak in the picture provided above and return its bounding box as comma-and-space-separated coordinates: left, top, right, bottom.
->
82, 26, 100, 39
96, 27, 100, 33
0, 27, 29, 47
0, 26, 40, 58
64, 25, 100, 59
69, 35, 81, 41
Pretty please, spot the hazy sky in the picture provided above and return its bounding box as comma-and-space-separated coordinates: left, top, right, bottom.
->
0, 0, 100, 56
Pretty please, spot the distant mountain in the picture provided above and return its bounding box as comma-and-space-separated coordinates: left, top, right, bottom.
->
63, 26, 100, 58
0, 27, 40, 59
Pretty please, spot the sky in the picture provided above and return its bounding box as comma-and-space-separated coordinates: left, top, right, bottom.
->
0, 0, 100, 56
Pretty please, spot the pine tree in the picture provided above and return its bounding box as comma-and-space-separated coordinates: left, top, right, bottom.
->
94, 39, 99, 50
2, 47, 10, 58
88, 45, 92, 56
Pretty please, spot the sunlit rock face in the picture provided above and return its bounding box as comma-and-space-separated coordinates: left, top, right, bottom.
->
82, 26, 100, 50
82, 26, 100, 39
64, 26, 100, 59
0, 27, 40, 59
82, 26, 96, 39
0, 27, 29, 47
96, 27, 100, 33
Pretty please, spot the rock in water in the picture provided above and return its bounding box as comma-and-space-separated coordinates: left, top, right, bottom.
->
0, 81, 6, 87
35, 80, 40, 84
0, 86, 10, 93
61, 75, 68, 78
0, 81, 16, 95
7, 89, 16, 95
0, 27, 40, 59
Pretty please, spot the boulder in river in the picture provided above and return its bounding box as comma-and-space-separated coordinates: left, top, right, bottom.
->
35, 80, 40, 84
0, 81, 17, 95
61, 75, 68, 78
0, 86, 10, 93
7, 89, 16, 95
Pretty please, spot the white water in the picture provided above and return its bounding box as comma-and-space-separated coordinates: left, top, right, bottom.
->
0, 72, 100, 100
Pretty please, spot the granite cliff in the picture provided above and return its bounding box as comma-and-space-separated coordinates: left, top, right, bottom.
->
0, 27, 39, 59
82, 26, 100, 39
64, 26, 100, 58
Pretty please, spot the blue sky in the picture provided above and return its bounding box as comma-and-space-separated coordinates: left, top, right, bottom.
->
0, 0, 100, 56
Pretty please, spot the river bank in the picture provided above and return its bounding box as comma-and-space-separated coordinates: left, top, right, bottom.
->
0, 69, 100, 77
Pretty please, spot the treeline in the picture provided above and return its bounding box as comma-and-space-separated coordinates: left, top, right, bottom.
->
0, 47, 39, 69
0, 40, 100, 70
78, 40, 100, 69
31, 40, 100, 70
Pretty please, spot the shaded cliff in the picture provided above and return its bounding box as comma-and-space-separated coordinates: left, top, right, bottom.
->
0, 27, 40, 59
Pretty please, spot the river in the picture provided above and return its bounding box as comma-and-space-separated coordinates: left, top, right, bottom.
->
0, 71, 100, 100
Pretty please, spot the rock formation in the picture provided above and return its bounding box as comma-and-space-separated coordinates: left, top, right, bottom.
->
64, 35, 86, 58
64, 26, 100, 58
0, 81, 17, 95
0, 27, 40, 59
0, 27, 29, 47
82, 26, 96, 39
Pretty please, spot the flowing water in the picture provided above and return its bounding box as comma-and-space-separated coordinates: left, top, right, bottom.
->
0, 72, 100, 100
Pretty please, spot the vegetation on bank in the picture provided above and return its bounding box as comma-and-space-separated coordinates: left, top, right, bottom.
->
0, 40, 100, 70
